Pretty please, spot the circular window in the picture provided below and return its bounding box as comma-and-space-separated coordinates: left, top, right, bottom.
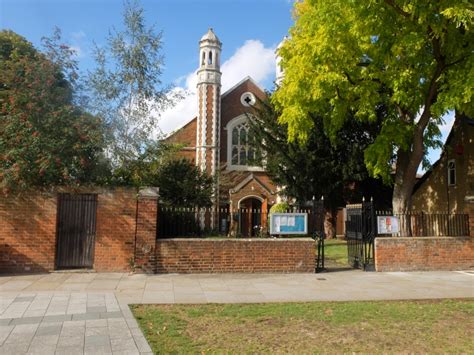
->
240, 92, 256, 107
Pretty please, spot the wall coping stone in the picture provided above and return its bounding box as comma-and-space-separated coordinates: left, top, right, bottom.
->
157, 238, 314, 242
376, 236, 470, 241
138, 186, 159, 198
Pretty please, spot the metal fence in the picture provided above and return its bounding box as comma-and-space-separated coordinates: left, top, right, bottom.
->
377, 211, 470, 237
157, 205, 324, 238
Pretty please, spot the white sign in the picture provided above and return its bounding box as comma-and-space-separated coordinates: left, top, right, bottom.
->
377, 216, 400, 234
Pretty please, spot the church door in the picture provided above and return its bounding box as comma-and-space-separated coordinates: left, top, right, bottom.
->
239, 197, 262, 237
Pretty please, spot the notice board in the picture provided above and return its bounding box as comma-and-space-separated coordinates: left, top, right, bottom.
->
270, 213, 307, 235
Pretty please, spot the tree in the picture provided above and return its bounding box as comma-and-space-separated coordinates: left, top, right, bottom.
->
110, 141, 181, 186
273, 1, 473, 233
155, 159, 213, 207
87, 0, 178, 169
0, 30, 106, 193
248, 98, 387, 237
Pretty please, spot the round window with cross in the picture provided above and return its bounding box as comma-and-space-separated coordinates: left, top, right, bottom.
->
240, 92, 256, 107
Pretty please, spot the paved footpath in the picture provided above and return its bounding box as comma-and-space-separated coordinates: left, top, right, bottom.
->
0, 270, 473, 354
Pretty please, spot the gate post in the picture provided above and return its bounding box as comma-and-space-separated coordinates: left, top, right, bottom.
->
134, 187, 159, 273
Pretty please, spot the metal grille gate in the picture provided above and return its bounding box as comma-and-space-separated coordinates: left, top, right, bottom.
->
345, 201, 376, 271
313, 199, 325, 273
56, 194, 98, 269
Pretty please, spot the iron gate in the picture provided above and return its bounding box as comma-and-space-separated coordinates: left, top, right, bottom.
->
345, 200, 376, 271
312, 199, 325, 273
56, 194, 98, 269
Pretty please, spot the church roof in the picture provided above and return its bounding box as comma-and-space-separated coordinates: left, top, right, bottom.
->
200, 28, 221, 44
221, 76, 266, 99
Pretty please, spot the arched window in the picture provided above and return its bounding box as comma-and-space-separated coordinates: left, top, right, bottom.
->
201, 51, 205, 66
230, 122, 257, 166
208, 51, 213, 65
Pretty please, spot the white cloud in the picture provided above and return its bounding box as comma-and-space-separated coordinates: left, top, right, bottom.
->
69, 30, 87, 59
157, 40, 276, 135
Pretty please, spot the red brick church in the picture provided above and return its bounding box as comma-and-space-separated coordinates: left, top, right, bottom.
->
166, 29, 279, 235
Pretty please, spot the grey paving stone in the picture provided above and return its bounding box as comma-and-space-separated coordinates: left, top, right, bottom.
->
13, 296, 35, 302
8, 323, 39, 336
0, 341, 30, 354
29, 334, 60, 346
10, 316, 43, 325
36, 323, 62, 336
85, 334, 110, 347
100, 311, 122, 319
55, 346, 84, 355
87, 306, 106, 313
0, 318, 12, 326
57, 335, 84, 348
84, 345, 112, 355
0, 325, 14, 346
132, 333, 152, 353
28, 345, 57, 354
113, 350, 139, 355
85, 326, 109, 336
72, 313, 101, 321
43, 314, 72, 323
110, 336, 139, 352
85, 319, 107, 328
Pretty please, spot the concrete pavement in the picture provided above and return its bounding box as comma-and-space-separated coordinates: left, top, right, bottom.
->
0, 270, 473, 354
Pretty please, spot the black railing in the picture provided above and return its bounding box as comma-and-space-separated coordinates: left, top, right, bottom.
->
377, 211, 470, 237
157, 206, 324, 238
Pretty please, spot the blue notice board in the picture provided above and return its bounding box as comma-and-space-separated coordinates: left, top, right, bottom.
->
270, 213, 308, 235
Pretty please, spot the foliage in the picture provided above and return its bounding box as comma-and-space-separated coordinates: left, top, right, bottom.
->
269, 202, 290, 213
154, 159, 212, 208
273, 0, 473, 213
0, 29, 106, 193
110, 141, 181, 186
87, 0, 179, 168
249, 98, 384, 210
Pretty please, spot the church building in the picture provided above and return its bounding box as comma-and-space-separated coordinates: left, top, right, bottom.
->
165, 29, 280, 235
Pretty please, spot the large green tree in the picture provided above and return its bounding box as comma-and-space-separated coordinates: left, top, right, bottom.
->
248, 99, 389, 237
0, 30, 106, 192
87, 0, 178, 169
273, 1, 473, 229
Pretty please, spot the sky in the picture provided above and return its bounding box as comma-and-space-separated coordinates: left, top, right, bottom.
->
1, 0, 453, 167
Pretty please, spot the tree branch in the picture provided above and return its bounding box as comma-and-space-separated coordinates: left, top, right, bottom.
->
384, 0, 411, 19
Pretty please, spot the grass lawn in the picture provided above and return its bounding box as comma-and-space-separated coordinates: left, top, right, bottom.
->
131, 299, 474, 354
324, 239, 348, 266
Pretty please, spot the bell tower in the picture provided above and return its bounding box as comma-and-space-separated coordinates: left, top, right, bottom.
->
196, 28, 222, 224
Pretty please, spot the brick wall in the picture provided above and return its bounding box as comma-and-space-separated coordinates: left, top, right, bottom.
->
375, 237, 474, 272
156, 238, 315, 273
0, 187, 159, 274
0, 192, 57, 273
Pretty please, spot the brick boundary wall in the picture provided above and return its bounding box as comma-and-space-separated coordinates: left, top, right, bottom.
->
0, 187, 158, 274
156, 238, 315, 273
375, 237, 474, 272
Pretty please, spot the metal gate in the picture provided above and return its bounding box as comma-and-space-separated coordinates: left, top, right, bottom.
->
345, 200, 376, 271
312, 199, 325, 273
56, 194, 98, 269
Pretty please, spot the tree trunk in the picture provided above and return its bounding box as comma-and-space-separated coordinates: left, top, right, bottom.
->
392, 126, 426, 236
324, 209, 337, 239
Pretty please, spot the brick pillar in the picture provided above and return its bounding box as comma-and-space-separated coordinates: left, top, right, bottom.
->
134, 187, 159, 273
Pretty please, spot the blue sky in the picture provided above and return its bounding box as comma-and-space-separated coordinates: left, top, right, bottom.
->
1, 0, 292, 88
1, 0, 452, 166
